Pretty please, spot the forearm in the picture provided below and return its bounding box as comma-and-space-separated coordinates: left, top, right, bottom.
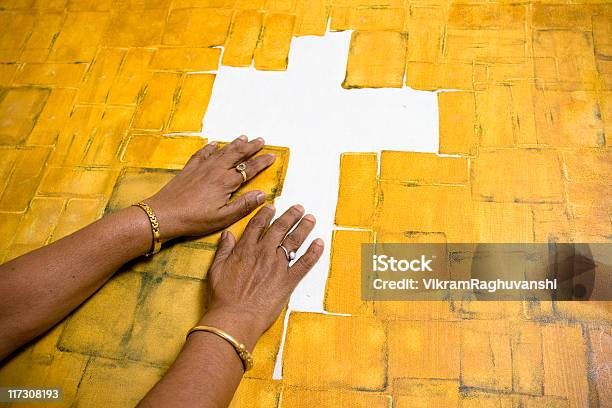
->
0, 137, 275, 362
139, 308, 263, 408
140, 204, 322, 407
0, 206, 152, 359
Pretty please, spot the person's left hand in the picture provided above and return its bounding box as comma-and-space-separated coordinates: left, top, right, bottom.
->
145, 136, 276, 241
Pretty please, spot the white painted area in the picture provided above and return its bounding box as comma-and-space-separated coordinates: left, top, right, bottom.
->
201, 30, 439, 377
203, 30, 439, 310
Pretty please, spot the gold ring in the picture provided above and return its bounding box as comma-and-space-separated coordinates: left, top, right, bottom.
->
235, 162, 247, 183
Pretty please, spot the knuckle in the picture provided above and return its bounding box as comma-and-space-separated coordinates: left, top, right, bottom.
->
249, 215, 266, 229
284, 234, 300, 249
222, 177, 238, 188
189, 151, 203, 161
291, 263, 306, 278
202, 145, 214, 155
236, 146, 249, 156
253, 155, 266, 166
275, 219, 291, 231
289, 207, 302, 217
241, 198, 253, 214
231, 139, 245, 149
303, 251, 317, 266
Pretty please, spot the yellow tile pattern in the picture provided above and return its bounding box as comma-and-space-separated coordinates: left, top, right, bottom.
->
0, 1, 610, 407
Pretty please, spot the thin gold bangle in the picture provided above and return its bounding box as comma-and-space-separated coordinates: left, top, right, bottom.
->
133, 202, 162, 257
187, 325, 253, 372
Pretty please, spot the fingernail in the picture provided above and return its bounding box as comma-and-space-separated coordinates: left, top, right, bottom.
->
265, 204, 275, 211
210, 141, 218, 146
293, 204, 304, 213
265, 153, 276, 162
303, 214, 316, 222
255, 137, 264, 143
313, 238, 324, 247
221, 231, 228, 240
256, 191, 265, 204
238, 135, 248, 141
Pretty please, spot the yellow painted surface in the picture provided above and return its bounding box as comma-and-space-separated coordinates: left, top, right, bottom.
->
28, 88, 77, 144
512, 322, 544, 396
0, 87, 49, 144
461, 320, 513, 392
222, 10, 264, 67
393, 378, 460, 408
77, 48, 126, 104
377, 182, 475, 242
132, 71, 181, 131
323, 229, 374, 315
245, 311, 286, 380
103, 9, 167, 47
472, 148, 564, 203
14, 63, 88, 87
151, 47, 221, 72
0, 1, 610, 407
254, 13, 295, 71
334, 152, 377, 228
282, 312, 386, 390
380, 151, 468, 184
73, 358, 164, 407
387, 320, 461, 380
48, 12, 110, 62
229, 378, 279, 408
542, 324, 590, 407
473, 201, 534, 243
280, 386, 390, 407
438, 91, 477, 156
293, 0, 328, 36
121, 133, 207, 169
330, 6, 405, 32
107, 48, 155, 105
163, 8, 232, 47
167, 73, 215, 132
343, 31, 407, 88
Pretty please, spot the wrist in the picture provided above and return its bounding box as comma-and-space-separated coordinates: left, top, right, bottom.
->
120, 206, 159, 257
197, 306, 266, 351
142, 197, 182, 243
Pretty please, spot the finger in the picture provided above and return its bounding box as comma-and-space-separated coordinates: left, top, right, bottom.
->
264, 204, 305, 244
241, 205, 276, 243
219, 136, 265, 167
280, 214, 316, 253
219, 190, 266, 226
227, 153, 276, 189
185, 142, 217, 168
288, 238, 324, 282
199, 142, 219, 159
211, 230, 236, 269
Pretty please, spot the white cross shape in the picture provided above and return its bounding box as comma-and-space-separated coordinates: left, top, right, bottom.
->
202, 30, 440, 313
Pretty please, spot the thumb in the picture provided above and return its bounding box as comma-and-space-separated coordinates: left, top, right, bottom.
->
211, 230, 236, 268
221, 190, 265, 225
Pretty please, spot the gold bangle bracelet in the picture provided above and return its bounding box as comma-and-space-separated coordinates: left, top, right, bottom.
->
187, 325, 253, 372
133, 201, 162, 257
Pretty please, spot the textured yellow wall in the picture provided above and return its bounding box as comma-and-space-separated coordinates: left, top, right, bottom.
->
0, 0, 610, 407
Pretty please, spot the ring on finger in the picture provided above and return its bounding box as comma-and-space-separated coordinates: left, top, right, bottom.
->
279, 244, 296, 262
235, 162, 247, 183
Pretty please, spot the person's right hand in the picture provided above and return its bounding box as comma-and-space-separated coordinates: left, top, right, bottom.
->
201, 204, 324, 342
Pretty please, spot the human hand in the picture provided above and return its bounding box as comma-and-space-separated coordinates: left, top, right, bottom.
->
202, 205, 324, 342
145, 136, 276, 241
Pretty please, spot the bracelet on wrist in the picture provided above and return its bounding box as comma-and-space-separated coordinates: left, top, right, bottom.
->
186, 325, 254, 372
133, 201, 162, 257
